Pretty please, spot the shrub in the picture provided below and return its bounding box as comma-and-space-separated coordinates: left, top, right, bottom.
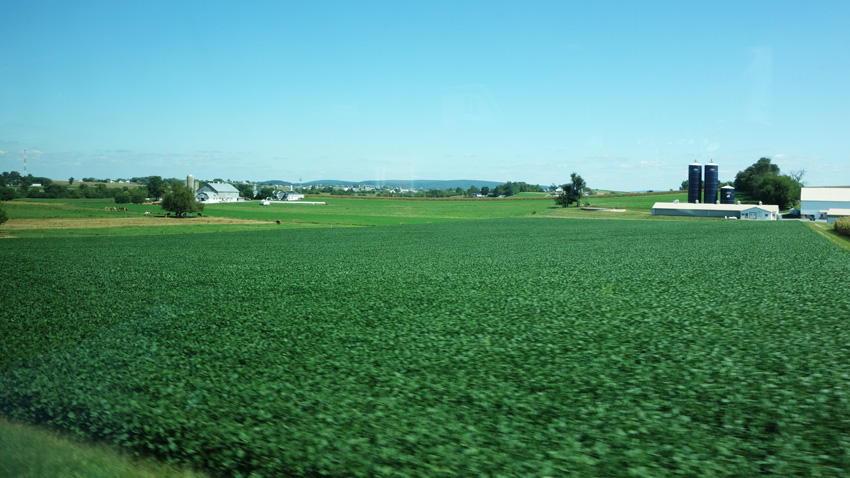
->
835, 216, 850, 238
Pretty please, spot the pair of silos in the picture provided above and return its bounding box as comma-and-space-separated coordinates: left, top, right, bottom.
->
687, 162, 733, 204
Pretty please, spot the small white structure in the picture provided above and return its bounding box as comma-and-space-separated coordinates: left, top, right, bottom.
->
800, 188, 850, 220
826, 208, 850, 224
195, 182, 240, 203
651, 202, 779, 220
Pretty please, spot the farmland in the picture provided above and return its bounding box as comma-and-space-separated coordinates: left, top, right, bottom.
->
0, 193, 693, 238
2, 217, 849, 476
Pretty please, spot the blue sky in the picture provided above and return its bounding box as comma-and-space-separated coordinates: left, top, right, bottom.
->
1, 1, 848, 190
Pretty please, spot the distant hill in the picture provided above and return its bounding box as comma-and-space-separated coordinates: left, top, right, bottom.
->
260, 179, 506, 190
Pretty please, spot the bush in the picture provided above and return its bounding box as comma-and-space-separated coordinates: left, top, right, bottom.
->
0, 203, 6, 225
0, 187, 15, 201
835, 217, 850, 238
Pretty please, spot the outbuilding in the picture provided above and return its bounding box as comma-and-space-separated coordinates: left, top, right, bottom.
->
800, 188, 850, 220
826, 208, 850, 224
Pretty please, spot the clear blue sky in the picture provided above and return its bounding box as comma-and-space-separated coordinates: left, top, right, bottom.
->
1, 0, 848, 190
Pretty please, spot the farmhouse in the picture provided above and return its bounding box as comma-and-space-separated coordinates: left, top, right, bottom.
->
651, 202, 779, 220
195, 182, 240, 203
273, 190, 305, 201
800, 187, 850, 220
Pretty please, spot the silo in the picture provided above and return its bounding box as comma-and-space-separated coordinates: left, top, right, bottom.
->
720, 185, 735, 204
187, 174, 195, 191
687, 162, 702, 203
704, 162, 719, 205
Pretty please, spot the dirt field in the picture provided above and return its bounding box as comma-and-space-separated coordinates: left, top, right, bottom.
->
1, 216, 272, 231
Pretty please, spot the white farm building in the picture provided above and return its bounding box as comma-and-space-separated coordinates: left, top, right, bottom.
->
800, 188, 850, 221
195, 183, 240, 203
651, 202, 779, 220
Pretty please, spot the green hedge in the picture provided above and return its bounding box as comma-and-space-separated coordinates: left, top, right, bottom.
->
835, 216, 850, 237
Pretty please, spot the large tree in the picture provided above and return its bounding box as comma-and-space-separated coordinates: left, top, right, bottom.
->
555, 172, 587, 207
146, 176, 166, 199
161, 183, 203, 217
734, 157, 801, 210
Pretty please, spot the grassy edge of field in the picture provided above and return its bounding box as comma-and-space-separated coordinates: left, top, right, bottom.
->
0, 418, 210, 478
804, 221, 850, 252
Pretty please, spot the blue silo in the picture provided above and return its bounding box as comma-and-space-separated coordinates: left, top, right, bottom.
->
687, 162, 702, 203
704, 162, 719, 204
720, 185, 735, 204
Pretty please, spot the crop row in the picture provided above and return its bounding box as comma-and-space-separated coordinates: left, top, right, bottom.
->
1, 219, 849, 476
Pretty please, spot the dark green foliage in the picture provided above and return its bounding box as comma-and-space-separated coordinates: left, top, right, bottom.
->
0, 203, 6, 225
1, 220, 849, 477
161, 183, 203, 217
835, 217, 850, 238
734, 158, 801, 209
0, 187, 15, 201
146, 176, 166, 200
555, 172, 587, 207
491, 181, 543, 197
113, 191, 131, 204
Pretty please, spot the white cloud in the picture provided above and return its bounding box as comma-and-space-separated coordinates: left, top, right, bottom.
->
0, 150, 5, 155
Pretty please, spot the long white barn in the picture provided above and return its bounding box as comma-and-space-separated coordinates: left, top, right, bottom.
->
651, 202, 779, 220
800, 188, 850, 220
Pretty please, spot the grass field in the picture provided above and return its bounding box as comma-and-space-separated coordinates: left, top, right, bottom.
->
2, 217, 849, 477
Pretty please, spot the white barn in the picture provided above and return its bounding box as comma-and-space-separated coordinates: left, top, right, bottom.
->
195, 182, 240, 203
800, 188, 850, 220
651, 202, 779, 220
273, 190, 305, 201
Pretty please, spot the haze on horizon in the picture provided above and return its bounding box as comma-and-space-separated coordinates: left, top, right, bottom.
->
1, 1, 848, 191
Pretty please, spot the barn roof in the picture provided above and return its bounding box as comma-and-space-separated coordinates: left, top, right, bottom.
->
204, 183, 240, 194
801, 188, 850, 202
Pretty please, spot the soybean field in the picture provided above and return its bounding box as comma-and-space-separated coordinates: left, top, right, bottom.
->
1, 218, 849, 477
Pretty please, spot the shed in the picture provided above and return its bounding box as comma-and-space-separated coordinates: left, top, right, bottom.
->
826, 208, 850, 224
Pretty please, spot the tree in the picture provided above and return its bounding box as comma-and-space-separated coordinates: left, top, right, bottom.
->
131, 188, 147, 204
114, 191, 131, 204
161, 183, 203, 217
0, 203, 7, 226
680, 179, 688, 191
0, 187, 16, 201
146, 176, 166, 199
68, 177, 75, 185
480, 186, 490, 197
734, 157, 779, 193
734, 157, 802, 210
555, 173, 587, 208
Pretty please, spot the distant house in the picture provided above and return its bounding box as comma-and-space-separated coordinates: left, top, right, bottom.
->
800, 188, 850, 220
273, 190, 305, 201
469, 192, 484, 198
195, 182, 240, 203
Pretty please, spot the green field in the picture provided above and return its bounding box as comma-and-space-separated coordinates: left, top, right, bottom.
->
2, 217, 849, 477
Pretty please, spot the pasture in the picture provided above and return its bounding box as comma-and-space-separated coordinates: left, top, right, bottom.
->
2, 218, 849, 476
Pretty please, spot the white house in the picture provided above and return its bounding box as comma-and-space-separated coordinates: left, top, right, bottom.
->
800, 188, 850, 220
195, 182, 240, 202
